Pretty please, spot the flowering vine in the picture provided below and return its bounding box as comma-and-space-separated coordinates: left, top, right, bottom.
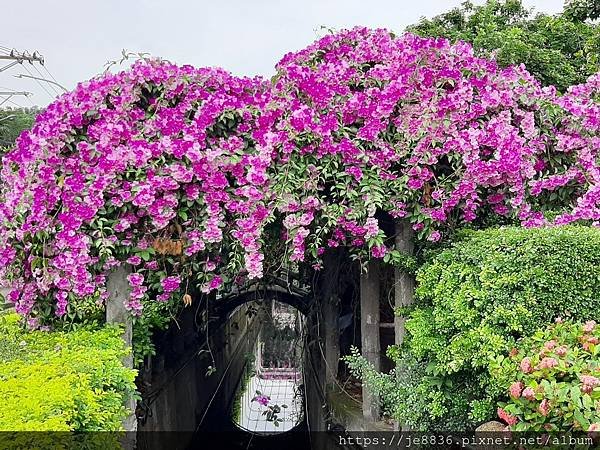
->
0, 61, 276, 317
1, 27, 599, 323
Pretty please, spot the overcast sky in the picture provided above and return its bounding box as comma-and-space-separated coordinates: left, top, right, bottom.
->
2, 0, 565, 107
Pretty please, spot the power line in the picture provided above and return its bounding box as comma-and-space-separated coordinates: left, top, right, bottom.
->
0, 49, 44, 73
41, 64, 61, 87
0, 91, 31, 95
0, 87, 37, 108
1, 95, 30, 108
21, 64, 54, 100
32, 65, 59, 96
15, 73, 66, 93
0, 61, 20, 73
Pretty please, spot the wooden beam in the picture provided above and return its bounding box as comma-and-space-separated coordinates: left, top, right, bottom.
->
322, 250, 342, 387
393, 220, 415, 432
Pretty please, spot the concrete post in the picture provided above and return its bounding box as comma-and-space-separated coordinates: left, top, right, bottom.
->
360, 259, 381, 425
394, 219, 415, 348
106, 265, 137, 434
322, 250, 341, 387
393, 220, 415, 431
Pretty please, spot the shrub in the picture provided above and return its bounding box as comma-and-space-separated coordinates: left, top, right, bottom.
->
0, 313, 138, 431
401, 226, 600, 429
492, 319, 600, 432
345, 346, 480, 431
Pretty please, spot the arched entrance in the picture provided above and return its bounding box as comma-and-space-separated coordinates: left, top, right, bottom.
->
135, 283, 319, 450
231, 300, 305, 434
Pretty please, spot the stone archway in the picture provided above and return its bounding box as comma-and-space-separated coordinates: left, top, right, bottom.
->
214, 284, 310, 320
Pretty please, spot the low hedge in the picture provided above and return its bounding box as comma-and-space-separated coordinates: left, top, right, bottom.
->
403, 226, 600, 430
0, 313, 138, 432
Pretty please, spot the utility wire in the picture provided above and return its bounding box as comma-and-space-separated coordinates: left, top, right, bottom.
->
2, 97, 27, 108
14, 73, 67, 93
1, 86, 38, 108
42, 64, 62, 89
0, 45, 64, 103
32, 64, 60, 96
21, 64, 54, 100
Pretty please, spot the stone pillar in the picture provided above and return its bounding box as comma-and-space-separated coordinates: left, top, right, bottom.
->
394, 219, 415, 348
360, 259, 380, 424
106, 265, 137, 434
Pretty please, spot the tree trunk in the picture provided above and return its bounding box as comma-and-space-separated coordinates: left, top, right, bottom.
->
360, 258, 381, 424
323, 296, 340, 387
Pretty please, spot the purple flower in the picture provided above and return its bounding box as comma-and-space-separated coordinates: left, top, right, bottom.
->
427, 231, 441, 242
161, 276, 181, 293
371, 244, 387, 258
127, 273, 144, 287
126, 256, 142, 266
252, 394, 270, 407
3, 29, 600, 326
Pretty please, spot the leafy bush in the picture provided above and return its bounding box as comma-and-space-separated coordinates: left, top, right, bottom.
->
402, 226, 600, 429
492, 319, 600, 432
0, 313, 138, 431
349, 226, 600, 431
345, 346, 480, 431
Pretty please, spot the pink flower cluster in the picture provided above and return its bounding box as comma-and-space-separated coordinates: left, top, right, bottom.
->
580, 374, 600, 394
509, 381, 524, 399
500, 319, 600, 432
497, 407, 517, 426
0, 60, 274, 317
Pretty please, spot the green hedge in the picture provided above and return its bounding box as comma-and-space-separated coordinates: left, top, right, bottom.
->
0, 313, 138, 432
404, 226, 600, 429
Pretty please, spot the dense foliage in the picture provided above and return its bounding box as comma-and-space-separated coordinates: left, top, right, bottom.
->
348, 227, 600, 430
492, 319, 600, 432
0, 108, 39, 149
0, 313, 137, 431
409, 0, 600, 92
345, 346, 480, 431
0, 4, 600, 436
564, 0, 600, 22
